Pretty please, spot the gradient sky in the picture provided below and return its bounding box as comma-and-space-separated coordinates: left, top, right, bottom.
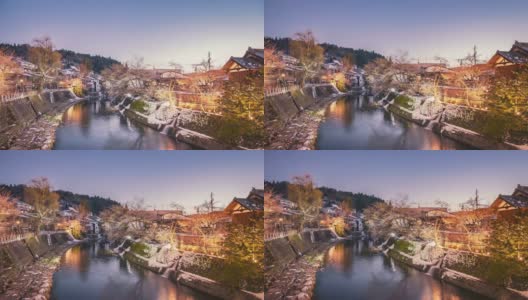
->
265, 0, 528, 66
0, 0, 263, 71
0, 151, 263, 212
265, 151, 528, 211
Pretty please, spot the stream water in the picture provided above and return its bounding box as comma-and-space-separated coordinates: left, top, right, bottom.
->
50, 243, 216, 300
53, 99, 193, 150
316, 95, 471, 150
313, 239, 488, 300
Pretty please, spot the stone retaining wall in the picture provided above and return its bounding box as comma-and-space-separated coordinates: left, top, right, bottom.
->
0, 232, 74, 294
388, 244, 528, 300
121, 245, 262, 300
265, 229, 335, 277
0, 90, 78, 148
265, 84, 339, 122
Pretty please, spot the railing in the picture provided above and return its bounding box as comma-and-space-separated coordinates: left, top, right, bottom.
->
265, 229, 299, 241
0, 91, 38, 103
265, 84, 301, 97
0, 232, 35, 245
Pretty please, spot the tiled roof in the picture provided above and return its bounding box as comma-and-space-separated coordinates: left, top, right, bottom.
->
233, 197, 263, 211
230, 57, 262, 70
514, 41, 528, 53
516, 185, 528, 195
498, 194, 528, 208
496, 50, 528, 64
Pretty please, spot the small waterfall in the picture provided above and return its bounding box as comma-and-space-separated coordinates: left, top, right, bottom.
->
47, 234, 52, 246
310, 231, 315, 243
426, 258, 443, 276
49, 92, 55, 104
312, 86, 317, 99
161, 262, 175, 278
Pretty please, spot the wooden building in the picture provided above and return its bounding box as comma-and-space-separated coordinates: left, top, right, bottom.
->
488, 41, 528, 75
490, 184, 528, 219
222, 47, 264, 81
224, 188, 264, 225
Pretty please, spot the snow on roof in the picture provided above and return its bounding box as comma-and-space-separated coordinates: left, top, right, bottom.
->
497, 195, 528, 208
229, 57, 262, 70
495, 50, 528, 64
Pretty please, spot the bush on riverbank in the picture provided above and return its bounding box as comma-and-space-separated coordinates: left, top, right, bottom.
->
130, 100, 148, 114
442, 105, 528, 144
394, 240, 415, 255
130, 242, 150, 257
444, 252, 528, 289
394, 95, 414, 110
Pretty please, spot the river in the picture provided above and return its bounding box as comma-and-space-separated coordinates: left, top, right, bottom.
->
316, 95, 471, 150
313, 239, 488, 300
53, 99, 193, 150
50, 242, 216, 300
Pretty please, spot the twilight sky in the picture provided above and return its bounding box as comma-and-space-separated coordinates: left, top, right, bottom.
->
0, 0, 263, 71
0, 151, 263, 212
265, 0, 528, 66
265, 151, 528, 211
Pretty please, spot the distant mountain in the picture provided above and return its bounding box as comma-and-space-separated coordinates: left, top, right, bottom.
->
265, 180, 384, 211
0, 43, 121, 73
0, 184, 121, 215
265, 37, 384, 67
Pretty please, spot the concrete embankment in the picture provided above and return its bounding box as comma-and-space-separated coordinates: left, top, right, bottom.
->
383, 93, 527, 150
0, 89, 81, 149
110, 95, 242, 150
265, 84, 344, 149
0, 232, 79, 299
265, 229, 338, 300
386, 240, 528, 300
116, 240, 262, 300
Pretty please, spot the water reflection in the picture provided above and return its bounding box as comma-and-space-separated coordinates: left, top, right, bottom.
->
53, 100, 193, 150
316, 95, 471, 150
51, 243, 215, 300
314, 240, 487, 300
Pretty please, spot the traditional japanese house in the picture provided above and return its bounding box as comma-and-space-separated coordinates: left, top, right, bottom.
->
490, 184, 528, 219
224, 188, 264, 224
488, 41, 528, 75
222, 47, 264, 81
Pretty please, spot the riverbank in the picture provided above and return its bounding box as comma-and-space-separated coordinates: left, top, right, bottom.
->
0, 232, 82, 300
113, 239, 263, 300
265, 84, 347, 150
265, 229, 338, 300
0, 89, 83, 150
386, 239, 528, 300
381, 93, 528, 150
110, 95, 246, 150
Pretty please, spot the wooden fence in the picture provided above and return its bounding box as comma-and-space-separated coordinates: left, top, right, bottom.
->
0, 232, 35, 245
0, 91, 38, 103
265, 84, 301, 97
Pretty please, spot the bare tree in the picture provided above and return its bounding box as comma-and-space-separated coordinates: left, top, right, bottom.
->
264, 46, 285, 86
0, 189, 18, 224
288, 174, 323, 229
290, 30, 325, 85
28, 36, 62, 90
0, 50, 21, 94
24, 177, 60, 232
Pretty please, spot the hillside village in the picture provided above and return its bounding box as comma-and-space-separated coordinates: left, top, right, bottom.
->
264, 174, 528, 300
264, 31, 528, 150
0, 178, 264, 299
0, 38, 264, 150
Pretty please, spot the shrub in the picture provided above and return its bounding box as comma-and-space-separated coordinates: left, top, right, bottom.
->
394, 95, 414, 110
130, 242, 150, 257
394, 239, 415, 255
130, 100, 148, 114
445, 252, 528, 288
216, 117, 264, 148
